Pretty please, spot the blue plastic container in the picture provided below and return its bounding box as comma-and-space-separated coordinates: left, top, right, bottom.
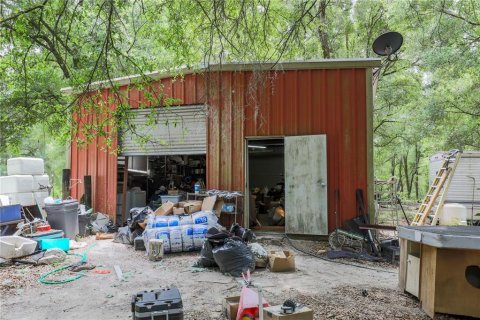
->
39, 238, 70, 251
0, 204, 22, 223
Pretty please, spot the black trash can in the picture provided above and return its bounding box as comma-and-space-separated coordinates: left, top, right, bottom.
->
45, 200, 79, 239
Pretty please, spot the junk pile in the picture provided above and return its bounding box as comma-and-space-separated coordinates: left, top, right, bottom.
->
223, 271, 312, 320
115, 194, 226, 255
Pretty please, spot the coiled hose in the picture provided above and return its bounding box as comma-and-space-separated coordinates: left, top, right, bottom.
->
39, 243, 97, 285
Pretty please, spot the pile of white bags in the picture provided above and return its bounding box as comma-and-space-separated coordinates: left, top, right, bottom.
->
143, 211, 217, 254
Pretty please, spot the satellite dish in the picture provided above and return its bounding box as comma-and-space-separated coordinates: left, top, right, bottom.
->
372, 32, 403, 57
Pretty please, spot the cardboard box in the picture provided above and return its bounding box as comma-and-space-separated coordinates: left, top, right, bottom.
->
268, 250, 295, 272
154, 201, 174, 216
183, 200, 202, 214
263, 305, 313, 320
173, 207, 185, 215
223, 296, 240, 320
201, 195, 217, 211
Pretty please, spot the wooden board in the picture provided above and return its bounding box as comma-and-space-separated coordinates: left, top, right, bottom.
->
406, 255, 420, 297
285, 135, 328, 235
434, 248, 480, 317
420, 244, 437, 318
399, 238, 408, 291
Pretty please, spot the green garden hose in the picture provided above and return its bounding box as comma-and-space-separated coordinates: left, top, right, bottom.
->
39, 243, 97, 285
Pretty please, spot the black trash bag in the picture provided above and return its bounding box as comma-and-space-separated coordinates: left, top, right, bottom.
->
212, 239, 256, 277
114, 226, 133, 245
196, 240, 217, 268
230, 223, 256, 243
128, 207, 150, 231
206, 227, 230, 245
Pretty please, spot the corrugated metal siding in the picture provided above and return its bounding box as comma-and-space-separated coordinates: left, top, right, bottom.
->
71, 67, 371, 232
120, 105, 207, 156
429, 152, 480, 204
207, 69, 368, 232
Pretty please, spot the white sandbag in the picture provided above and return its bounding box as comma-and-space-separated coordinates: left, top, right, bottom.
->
169, 227, 183, 253
34, 191, 48, 207
181, 225, 194, 252
192, 210, 218, 227
193, 225, 208, 250
4, 192, 35, 206
179, 215, 193, 226
155, 216, 169, 228
155, 228, 171, 253
32, 175, 50, 190
0, 175, 34, 193
7, 158, 44, 175
168, 215, 180, 227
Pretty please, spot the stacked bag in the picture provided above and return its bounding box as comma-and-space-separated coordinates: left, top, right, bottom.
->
143, 211, 218, 254
0, 158, 50, 207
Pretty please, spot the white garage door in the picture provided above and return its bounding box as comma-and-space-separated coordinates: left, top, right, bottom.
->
120, 105, 207, 156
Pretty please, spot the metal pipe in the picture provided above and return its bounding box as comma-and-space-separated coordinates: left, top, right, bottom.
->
258, 285, 263, 320
466, 176, 476, 225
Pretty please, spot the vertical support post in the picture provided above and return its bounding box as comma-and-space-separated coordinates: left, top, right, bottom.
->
121, 156, 129, 225
62, 169, 71, 199
84, 175, 92, 209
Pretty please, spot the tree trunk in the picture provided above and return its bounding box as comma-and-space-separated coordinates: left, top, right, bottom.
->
398, 156, 404, 192
317, 0, 331, 59
403, 153, 411, 197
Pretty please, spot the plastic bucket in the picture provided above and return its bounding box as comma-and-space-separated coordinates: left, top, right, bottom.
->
39, 238, 70, 251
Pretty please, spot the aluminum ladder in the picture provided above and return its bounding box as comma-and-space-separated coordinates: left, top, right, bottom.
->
411, 151, 462, 226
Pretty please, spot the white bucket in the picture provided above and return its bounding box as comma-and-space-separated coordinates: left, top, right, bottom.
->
148, 239, 164, 261
441, 203, 468, 226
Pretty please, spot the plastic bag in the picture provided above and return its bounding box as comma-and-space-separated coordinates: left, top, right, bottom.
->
129, 207, 151, 230
114, 226, 132, 244
192, 211, 218, 227
155, 228, 171, 253
193, 225, 208, 250
181, 225, 194, 252
248, 243, 268, 268
196, 240, 217, 267
169, 227, 183, 253
212, 239, 256, 277
236, 286, 269, 320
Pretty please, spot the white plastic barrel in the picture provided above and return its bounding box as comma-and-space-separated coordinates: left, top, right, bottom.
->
440, 203, 468, 226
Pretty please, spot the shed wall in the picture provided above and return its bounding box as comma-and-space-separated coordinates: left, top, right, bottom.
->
206, 69, 368, 232
71, 69, 370, 232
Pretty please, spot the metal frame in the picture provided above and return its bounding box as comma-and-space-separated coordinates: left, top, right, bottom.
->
244, 136, 285, 229
366, 68, 375, 222
61, 59, 382, 94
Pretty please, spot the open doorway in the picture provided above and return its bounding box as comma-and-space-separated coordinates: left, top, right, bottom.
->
117, 154, 206, 223
247, 138, 285, 232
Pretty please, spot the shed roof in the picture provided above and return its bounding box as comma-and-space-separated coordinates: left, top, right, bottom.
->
61, 58, 381, 94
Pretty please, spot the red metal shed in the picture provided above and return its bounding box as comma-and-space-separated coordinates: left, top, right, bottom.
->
65, 59, 380, 234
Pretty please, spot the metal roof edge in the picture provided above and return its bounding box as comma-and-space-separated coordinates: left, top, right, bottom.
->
61, 59, 381, 94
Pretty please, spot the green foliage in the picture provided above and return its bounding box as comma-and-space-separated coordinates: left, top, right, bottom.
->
1, 0, 479, 200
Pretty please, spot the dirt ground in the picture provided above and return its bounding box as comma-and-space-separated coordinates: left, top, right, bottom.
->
0, 236, 462, 320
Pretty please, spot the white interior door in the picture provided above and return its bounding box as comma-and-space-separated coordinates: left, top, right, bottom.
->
285, 135, 328, 235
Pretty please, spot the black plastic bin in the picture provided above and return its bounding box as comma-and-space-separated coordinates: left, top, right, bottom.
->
44, 200, 79, 239
131, 287, 183, 320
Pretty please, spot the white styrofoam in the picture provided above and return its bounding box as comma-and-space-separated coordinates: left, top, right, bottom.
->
0, 236, 37, 259
34, 191, 49, 207
0, 195, 10, 206
5, 192, 35, 206
0, 175, 34, 194
32, 175, 50, 190
7, 157, 44, 175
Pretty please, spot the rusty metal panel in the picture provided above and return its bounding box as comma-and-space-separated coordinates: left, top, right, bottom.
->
70, 68, 370, 231
206, 68, 368, 232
